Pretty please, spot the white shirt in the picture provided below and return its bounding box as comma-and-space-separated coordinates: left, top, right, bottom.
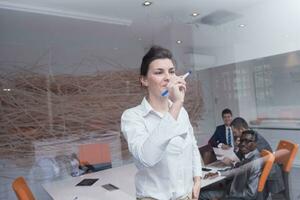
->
121, 98, 202, 200
217, 126, 234, 148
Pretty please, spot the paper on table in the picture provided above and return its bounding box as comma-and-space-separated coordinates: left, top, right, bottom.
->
213, 147, 240, 162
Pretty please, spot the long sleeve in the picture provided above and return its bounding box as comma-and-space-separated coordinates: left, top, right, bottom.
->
121, 109, 188, 167
208, 129, 218, 147
225, 153, 262, 200
208, 125, 225, 147
229, 159, 261, 199
190, 123, 202, 177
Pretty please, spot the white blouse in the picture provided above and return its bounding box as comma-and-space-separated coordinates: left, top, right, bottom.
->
121, 98, 202, 200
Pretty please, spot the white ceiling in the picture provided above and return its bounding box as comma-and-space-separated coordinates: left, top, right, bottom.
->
0, 0, 263, 24
1, 0, 300, 71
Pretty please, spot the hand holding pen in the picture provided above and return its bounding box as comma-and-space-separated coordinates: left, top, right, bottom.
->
162, 70, 192, 104
161, 70, 192, 97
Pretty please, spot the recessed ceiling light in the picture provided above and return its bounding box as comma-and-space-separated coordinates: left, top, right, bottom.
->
138, 37, 142, 41
143, 1, 152, 6
176, 40, 182, 44
239, 24, 246, 28
191, 13, 200, 17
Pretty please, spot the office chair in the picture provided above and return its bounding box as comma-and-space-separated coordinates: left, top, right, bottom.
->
274, 140, 299, 200
257, 149, 275, 200
12, 177, 36, 200
78, 143, 112, 172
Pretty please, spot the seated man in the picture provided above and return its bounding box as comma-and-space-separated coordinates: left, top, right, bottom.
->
224, 117, 284, 194
230, 117, 272, 156
208, 108, 234, 149
200, 130, 262, 200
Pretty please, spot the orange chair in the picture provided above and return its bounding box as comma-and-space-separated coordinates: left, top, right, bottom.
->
12, 177, 35, 200
274, 140, 299, 200
257, 149, 275, 200
78, 143, 112, 172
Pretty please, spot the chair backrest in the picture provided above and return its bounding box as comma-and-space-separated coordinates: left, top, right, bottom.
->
12, 177, 35, 200
258, 149, 275, 192
275, 140, 299, 172
78, 143, 111, 165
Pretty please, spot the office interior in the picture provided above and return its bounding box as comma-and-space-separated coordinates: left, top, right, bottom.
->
0, 0, 300, 199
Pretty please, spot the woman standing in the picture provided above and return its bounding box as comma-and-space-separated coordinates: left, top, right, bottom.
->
121, 45, 202, 200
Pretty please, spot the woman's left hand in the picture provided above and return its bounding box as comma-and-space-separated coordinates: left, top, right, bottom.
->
192, 179, 201, 199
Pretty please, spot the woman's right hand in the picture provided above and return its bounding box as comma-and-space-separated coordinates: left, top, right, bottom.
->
167, 75, 186, 103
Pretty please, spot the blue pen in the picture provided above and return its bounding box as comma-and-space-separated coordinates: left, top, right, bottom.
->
161, 70, 192, 97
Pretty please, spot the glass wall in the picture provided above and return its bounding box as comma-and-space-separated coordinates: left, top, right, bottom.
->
1, 0, 300, 199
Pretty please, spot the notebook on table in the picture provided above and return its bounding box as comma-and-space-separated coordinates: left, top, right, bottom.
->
76, 178, 99, 186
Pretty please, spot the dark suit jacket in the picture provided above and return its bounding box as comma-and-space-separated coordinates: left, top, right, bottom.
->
208, 124, 229, 147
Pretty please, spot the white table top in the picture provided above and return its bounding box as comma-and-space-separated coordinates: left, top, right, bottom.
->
43, 163, 225, 200
201, 172, 225, 188
43, 164, 136, 200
